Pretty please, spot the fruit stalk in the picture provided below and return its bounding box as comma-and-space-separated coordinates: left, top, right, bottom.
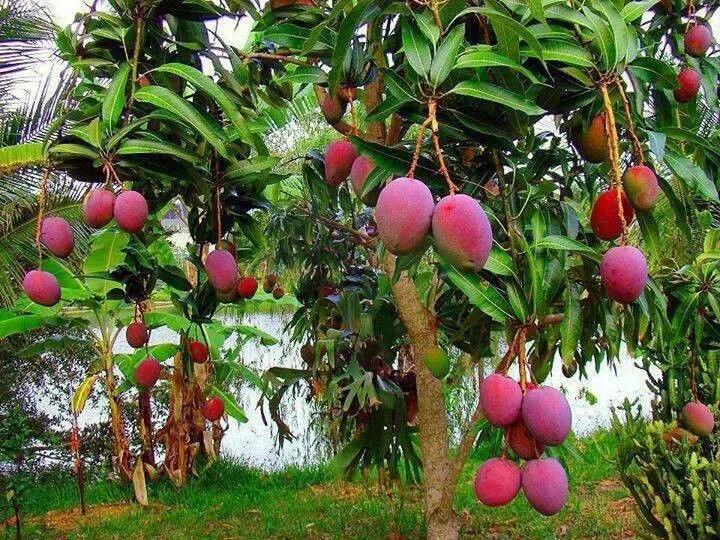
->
407, 115, 431, 179
215, 176, 222, 245
492, 149, 519, 260
428, 100, 458, 194
517, 327, 528, 392
599, 83, 627, 244
128, 9, 145, 109
615, 80, 645, 164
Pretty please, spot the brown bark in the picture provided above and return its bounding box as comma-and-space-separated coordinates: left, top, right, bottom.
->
381, 255, 460, 540
158, 346, 222, 485
138, 391, 155, 466
159, 349, 201, 485
359, 30, 462, 535
103, 349, 131, 480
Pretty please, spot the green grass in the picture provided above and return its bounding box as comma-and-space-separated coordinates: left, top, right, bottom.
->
11, 430, 638, 539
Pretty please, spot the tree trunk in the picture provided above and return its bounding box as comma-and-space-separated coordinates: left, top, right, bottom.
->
103, 349, 131, 480
358, 39, 462, 537
138, 391, 155, 466
382, 255, 460, 539
158, 348, 213, 485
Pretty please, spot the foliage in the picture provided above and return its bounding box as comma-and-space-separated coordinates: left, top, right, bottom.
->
0, 0, 54, 106
613, 227, 720, 538
252, 0, 720, 498
613, 403, 720, 538
6, 431, 636, 538
2, 0, 720, 532
0, 407, 36, 536
0, 0, 92, 305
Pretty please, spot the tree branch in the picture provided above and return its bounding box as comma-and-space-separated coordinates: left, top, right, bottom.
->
312, 85, 368, 139
240, 51, 309, 67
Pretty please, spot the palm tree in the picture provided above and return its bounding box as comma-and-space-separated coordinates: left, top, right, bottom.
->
0, 0, 91, 306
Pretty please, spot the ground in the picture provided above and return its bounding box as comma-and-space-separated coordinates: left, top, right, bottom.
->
8, 430, 640, 539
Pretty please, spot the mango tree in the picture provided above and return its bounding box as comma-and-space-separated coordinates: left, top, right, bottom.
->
250, 0, 719, 537
6, 0, 285, 491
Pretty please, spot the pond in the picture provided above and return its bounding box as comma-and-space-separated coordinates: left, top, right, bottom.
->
82, 312, 654, 470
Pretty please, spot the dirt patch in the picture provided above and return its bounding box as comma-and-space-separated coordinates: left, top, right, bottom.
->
41, 503, 133, 534
307, 480, 422, 502
23, 502, 164, 535
608, 496, 636, 517
595, 479, 624, 491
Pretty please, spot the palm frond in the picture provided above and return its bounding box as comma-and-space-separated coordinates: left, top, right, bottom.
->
0, 174, 91, 306
0, 0, 55, 106
0, 142, 45, 173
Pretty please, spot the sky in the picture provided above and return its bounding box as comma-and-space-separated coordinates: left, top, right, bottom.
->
15, 1, 720, 104
13, 0, 254, 100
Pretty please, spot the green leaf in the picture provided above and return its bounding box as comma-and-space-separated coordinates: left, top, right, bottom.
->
528, 0, 546, 25
134, 86, 229, 158
441, 259, 513, 322
545, 4, 593, 28
361, 166, 390, 198
628, 57, 679, 90
582, 6, 614, 69
449, 80, 545, 115
402, 18, 432, 78
636, 211, 661, 261
365, 96, 406, 122
83, 230, 130, 296
154, 63, 253, 144
349, 136, 408, 174
276, 65, 327, 85
646, 130, 666, 161
103, 62, 131, 128
0, 314, 62, 339
533, 235, 601, 261
430, 24, 465, 88
454, 47, 539, 82
560, 286, 581, 364
596, 0, 627, 67
523, 39, 594, 68
382, 68, 420, 102
414, 10, 440, 46
621, 0, 659, 22
506, 282, 529, 320
225, 156, 280, 180
656, 174, 692, 241
328, 0, 378, 92
71, 120, 102, 149
41, 258, 86, 290
264, 23, 310, 50
484, 245, 516, 277
664, 151, 719, 201
481, 7, 544, 61
116, 139, 203, 163
48, 144, 100, 160
210, 385, 248, 423
366, 97, 405, 122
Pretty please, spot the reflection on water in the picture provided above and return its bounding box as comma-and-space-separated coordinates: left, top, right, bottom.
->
99, 313, 654, 470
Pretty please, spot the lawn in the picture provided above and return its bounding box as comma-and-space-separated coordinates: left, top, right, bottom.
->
11, 430, 639, 539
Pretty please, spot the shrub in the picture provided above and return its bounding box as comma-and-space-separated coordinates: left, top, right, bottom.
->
612, 402, 720, 538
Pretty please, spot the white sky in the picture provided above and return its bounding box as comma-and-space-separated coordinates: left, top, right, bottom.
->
13, 0, 254, 101
14, 1, 718, 103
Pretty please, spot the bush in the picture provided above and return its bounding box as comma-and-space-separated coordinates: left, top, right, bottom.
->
612, 402, 720, 538
613, 229, 720, 538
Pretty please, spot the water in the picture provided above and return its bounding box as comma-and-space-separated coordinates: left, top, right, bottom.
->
80, 313, 654, 470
